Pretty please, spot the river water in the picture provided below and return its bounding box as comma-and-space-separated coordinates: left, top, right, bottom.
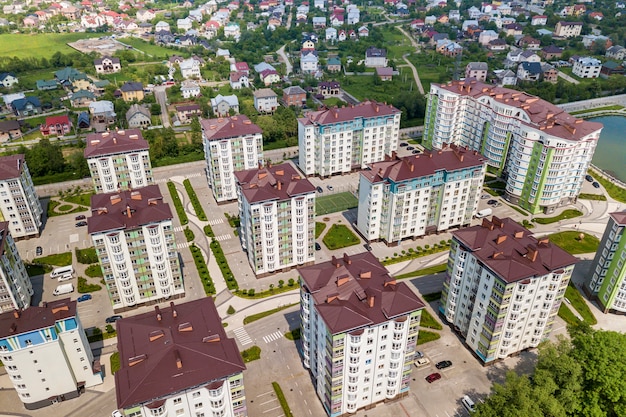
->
590, 116, 626, 183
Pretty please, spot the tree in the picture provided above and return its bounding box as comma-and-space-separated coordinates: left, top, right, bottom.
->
25, 138, 65, 177
150, 103, 162, 116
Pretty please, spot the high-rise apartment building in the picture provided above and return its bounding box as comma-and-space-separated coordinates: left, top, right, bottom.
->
584, 212, 626, 313
84, 129, 154, 194
201, 115, 264, 203
0, 298, 103, 409
235, 163, 315, 277
88, 185, 183, 310
114, 299, 247, 417
299, 252, 425, 417
297, 100, 401, 177
0, 154, 43, 239
424, 79, 602, 214
357, 145, 486, 245
440, 216, 577, 364
0, 221, 32, 313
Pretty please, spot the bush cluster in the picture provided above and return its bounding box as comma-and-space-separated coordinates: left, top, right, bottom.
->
184, 227, 195, 242
183, 179, 207, 221
77, 277, 102, 293
167, 181, 188, 225
210, 239, 238, 290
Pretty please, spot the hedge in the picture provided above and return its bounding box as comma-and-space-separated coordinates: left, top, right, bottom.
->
272, 382, 294, 417
167, 181, 188, 225
210, 238, 238, 290
183, 179, 207, 221
190, 244, 215, 295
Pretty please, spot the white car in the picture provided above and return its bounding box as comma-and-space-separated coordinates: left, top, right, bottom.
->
112, 411, 124, 417
414, 357, 430, 367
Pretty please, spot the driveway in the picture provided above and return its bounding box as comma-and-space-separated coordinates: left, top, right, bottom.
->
558, 71, 580, 84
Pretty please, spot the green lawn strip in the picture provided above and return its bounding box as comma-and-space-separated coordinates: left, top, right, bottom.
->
243, 303, 298, 325
546, 231, 600, 255
75, 247, 98, 264
85, 264, 103, 278
235, 284, 298, 299
272, 382, 294, 417
395, 263, 447, 279
417, 330, 441, 345
86, 327, 117, 343
590, 168, 626, 203
204, 224, 215, 237
210, 239, 238, 290
183, 179, 207, 221
315, 222, 327, 238
33, 252, 72, 266
25, 263, 51, 277
167, 181, 188, 225
507, 204, 530, 216
322, 224, 360, 250
62, 192, 94, 206
558, 303, 581, 327
422, 292, 441, 302
578, 193, 607, 201
285, 328, 301, 340
110, 352, 120, 374
564, 282, 597, 325
382, 242, 450, 266
77, 277, 102, 293
152, 151, 204, 167
570, 105, 624, 115
420, 309, 443, 330
533, 209, 583, 224
241, 346, 261, 363
190, 244, 215, 295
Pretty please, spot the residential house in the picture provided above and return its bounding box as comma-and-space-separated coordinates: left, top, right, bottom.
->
606, 45, 626, 60
253, 89, 278, 113
542, 63, 558, 82
85, 129, 153, 193
531, 15, 548, 25
517, 62, 543, 81
119, 82, 144, 102
176, 104, 202, 123
554, 21, 583, 38
125, 104, 152, 129
541, 45, 564, 60
0, 154, 43, 239
327, 57, 341, 72
358, 25, 369, 37
54, 67, 91, 91
330, 13, 344, 26
155, 21, 170, 32
224, 22, 241, 39
40, 115, 72, 137
180, 79, 201, 98
155, 30, 175, 44
503, 23, 523, 36
601, 61, 624, 77
365, 47, 388, 67
89, 101, 116, 131
488, 39, 508, 51
229, 72, 249, 90
347, 4, 360, 24
478, 30, 498, 45
36, 80, 57, 91
494, 69, 517, 86
70, 90, 96, 107
410, 19, 424, 31
301, 51, 319, 74
230, 62, 250, 75
465, 62, 488, 81
283, 86, 307, 107
177, 17, 193, 31
0, 120, 21, 143
573, 57, 602, 78
582, 34, 611, 50
95, 56, 122, 73
11, 97, 41, 117
136, 9, 156, 21
0, 73, 18, 88
179, 58, 202, 79
518, 36, 541, 50
326, 27, 337, 41
376, 67, 394, 81
211, 94, 239, 117
317, 81, 340, 97
259, 69, 280, 86
201, 115, 264, 202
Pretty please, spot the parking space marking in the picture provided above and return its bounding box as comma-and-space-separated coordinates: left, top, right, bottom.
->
257, 391, 274, 397
233, 327, 252, 345
262, 406, 282, 413
186, 173, 201, 179
263, 331, 283, 343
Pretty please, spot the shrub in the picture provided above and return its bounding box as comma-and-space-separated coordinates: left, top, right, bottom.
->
241, 346, 261, 362
77, 277, 102, 293
210, 239, 238, 290
227, 305, 236, 315
190, 244, 215, 295
278, 279, 284, 288
248, 289, 255, 296
204, 224, 215, 237
183, 179, 207, 221
184, 227, 195, 242
167, 181, 188, 225
106, 324, 115, 333
288, 278, 295, 287
75, 247, 98, 264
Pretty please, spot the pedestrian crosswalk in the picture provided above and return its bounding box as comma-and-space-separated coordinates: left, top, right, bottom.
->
233, 327, 252, 346
177, 241, 192, 249
214, 234, 232, 242
186, 172, 202, 179
263, 331, 283, 344
174, 226, 185, 232
207, 218, 224, 226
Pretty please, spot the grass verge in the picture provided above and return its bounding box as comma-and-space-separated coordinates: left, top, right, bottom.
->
322, 224, 360, 250
241, 346, 261, 363
420, 309, 443, 330
558, 303, 581, 327
110, 352, 120, 374
417, 330, 441, 345
190, 244, 215, 295
77, 277, 102, 293
167, 181, 188, 225
26, 263, 51, 277
272, 382, 294, 417
183, 179, 207, 221
565, 282, 597, 325
210, 238, 238, 290
243, 304, 298, 325
533, 209, 583, 224
315, 222, 327, 238
75, 247, 98, 264
33, 252, 72, 267
590, 168, 626, 203
285, 328, 301, 340
547, 231, 600, 254
395, 263, 447, 279
382, 242, 450, 265
235, 284, 298, 299
578, 193, 607, 201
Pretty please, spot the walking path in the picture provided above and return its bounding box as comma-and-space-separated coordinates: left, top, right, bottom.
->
395, 26, 425, 94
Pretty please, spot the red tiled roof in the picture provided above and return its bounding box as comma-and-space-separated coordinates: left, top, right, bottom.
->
298, 100, 399, 126
114, 298, 245, 409
436, 80, 602, 141
452, 216, 578, 283
84, 129, 149, 158
299, 252, 425, 335
0, 298, 76, 338
200, 115, 262, 141
87, 185, 172, 235
0, 154, 25, 180
43, 115, 70, 126
234, 162, 315, 204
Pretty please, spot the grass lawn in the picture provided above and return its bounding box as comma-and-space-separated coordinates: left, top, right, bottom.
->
110, 352, 120, 374
340, 67, 416, 102
590, 168, 626, 203
25, 263, 51, 277
63, 192, 94, 206
564, 282, 597, 325
570, 105, 624, 115
578, 193, 607, 201
243, 304, 297, 325
395, 263, 447, 279
33, 252, 72, 266
323, 97, 347, 107
119, 37, 184, 59
417, 330, 441, 345
533, 209, 583, 224
546, 231, 600, 255
47, 199, 87, 218
420, 309, 443, 330
241, 345, 261, 362
0, 32, 101, 59
558, 303, 581, 327
316, 192, 358, 215
322, 224, 360, 250
315, 222, 327, 238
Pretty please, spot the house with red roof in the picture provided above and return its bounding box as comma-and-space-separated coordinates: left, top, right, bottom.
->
40, 115, 72, 137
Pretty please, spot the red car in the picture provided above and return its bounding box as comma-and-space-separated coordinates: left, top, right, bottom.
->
425, 373, 441, 383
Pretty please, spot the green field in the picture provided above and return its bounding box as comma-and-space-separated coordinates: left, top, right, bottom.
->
0, 33, 101, 59
120, 37, 184, 59
316, 192, 358, 215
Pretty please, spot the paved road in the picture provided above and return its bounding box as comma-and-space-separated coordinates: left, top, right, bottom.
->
154, 85, 171, 127
558, 70, 580, 84
276, 44, 293, 75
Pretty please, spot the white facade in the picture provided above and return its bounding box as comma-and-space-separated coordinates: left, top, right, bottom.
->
298, 101, 401, 177
572, 57, 602, 78
179, 58, 202, 79
0, 223, 32, 313
181, 80, 201, 98
0, 155, 43, 239
253, 89, 278, 112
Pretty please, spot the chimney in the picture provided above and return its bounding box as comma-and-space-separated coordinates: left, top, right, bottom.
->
175, 350, 183, 369
13, 310, 20, 319
113, 137, 117, 144
155, 305, 162, 321
367, 295, 375, 308
343, 253, 351, 265
126, 205, 132, 218
277, 180, 282, 191
170, 301, 177, 318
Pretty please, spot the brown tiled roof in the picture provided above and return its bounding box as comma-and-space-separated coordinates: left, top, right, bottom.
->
362, 144, 485, 184
452, 216, 578, 283
84, 129, 149, 158
176, 104, 201, 112
0, 298, 76, 338
200, 115, 262, 141
610, 211, 626, 226
87, 185, 172, 235
436, 79, 602, 141
298, 100, 399, 126
298, 252, 425, 335
0, 154, 25, 180
0, 120, 20, 133
114, 298, 245, 409
235, 162, 315, 204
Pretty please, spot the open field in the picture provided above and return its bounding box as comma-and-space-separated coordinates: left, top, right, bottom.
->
340, 67, 416, 101
0, 33, 101, 59
119, 37, 183, 59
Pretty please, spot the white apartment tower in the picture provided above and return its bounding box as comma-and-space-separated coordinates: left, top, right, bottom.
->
299, 252, 425, 417
298, 100, 401, 177
424, 80, 602, 214
115, 299, 247, 417
0, 299, 103, 409
201, 115, 264, 203
440, 216, 578, 364
235, 163, 316, 277
0, 222, 32, 313
0, 154, 43, 239
84, 129, 154, 194
88, 186, 184, 310
357, 145, 486, 245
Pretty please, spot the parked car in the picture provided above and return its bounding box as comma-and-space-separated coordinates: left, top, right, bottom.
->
592, 181, 600, 189
435, 360, 453, 369
406, 146, 415, 151
75, 214, 86, 220
412, 150, 421, 154
400, 142, 408, 147
112, 411, 124, 417
481, 194, 490, 199
315, 242, 321, 251
316, 186, 323, 193
35, 246, 43, 256
425, 373, 441, 383
415, 351, 424, 359
105, 315, 123, 323
76, 221, 87, 227
327, 185, 334, 191
585, 175, 593, 182
77, 294, 92, 302
487, 200, 498, 205
415, 358, 430, 367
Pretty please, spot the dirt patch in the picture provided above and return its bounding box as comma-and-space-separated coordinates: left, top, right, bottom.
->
68, 38, 127, 56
